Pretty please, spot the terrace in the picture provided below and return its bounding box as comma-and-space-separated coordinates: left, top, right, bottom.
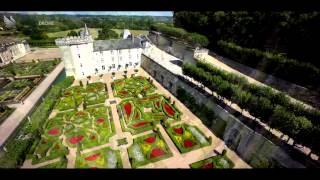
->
18, 68, 249, 169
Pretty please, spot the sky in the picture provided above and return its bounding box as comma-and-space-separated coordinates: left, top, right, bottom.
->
0, 11, 173, 17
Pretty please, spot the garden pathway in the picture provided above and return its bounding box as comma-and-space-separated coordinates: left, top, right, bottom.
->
21, 158, 61, 169
137, 68, 250, 168
0, 62, 64, 148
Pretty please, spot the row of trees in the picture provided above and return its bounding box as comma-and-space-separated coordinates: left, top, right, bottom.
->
182, 62, 320, 155
215, 40, 320, 89
150, 23, 209, 47
196, 61, 320, 125
2, 76, 74, 167
173, 11, 320, 68
176, 86, 216, 127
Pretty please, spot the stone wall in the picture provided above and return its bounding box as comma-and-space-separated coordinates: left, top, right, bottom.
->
141, 54, 305, 168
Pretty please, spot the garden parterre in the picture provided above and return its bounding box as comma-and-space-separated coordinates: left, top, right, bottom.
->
117, 93, 181, 135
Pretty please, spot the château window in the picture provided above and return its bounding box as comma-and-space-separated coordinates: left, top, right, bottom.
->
95, 68, 98, 73
80, 63, 82, 67
82, 72, 84, 75
78, 54, 80, 58
101, 58, 104, 63
129, 62, 132, 66
112, 64, 115, 68
112, 57, 114, 61
102, 65, 105, 70
120, 56, 122, 61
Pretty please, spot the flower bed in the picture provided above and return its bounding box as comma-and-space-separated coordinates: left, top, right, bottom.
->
112, 76, 156, 98
166, 123, 211, 153
190, 155, 235, 169
128, 132, 172, 168
118, 94, 182, 135
76, 147, 122, 168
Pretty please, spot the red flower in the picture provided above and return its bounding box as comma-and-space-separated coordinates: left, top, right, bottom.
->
173, 127, 183, 135
76, 112, 85, 116
133, 122, 148, 127
201, 163, 214, 169
155, 101, 160, 108
96, 118, 105, 123
144, 136, 156, 144
85, 153, 100, 161
150, 148, 165, 158
119, 91, 128, 95
183, 139, 194, 148
164, 103, 175, 116
69, 135, 84, 144
124, 103, 132, 117
48, 128, 60, 135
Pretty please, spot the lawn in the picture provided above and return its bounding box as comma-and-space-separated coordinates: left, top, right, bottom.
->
190, 155, 235, 169
112, 76, 157, 99
76, 147, 122, 168
118, 94, 181, 135
166, 123, 211, 153
128, 131, 172, 168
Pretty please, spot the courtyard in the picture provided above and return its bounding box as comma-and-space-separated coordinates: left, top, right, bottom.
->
21, 68, 249, 169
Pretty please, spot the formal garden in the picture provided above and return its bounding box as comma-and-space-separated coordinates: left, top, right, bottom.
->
128, 132, 172, 168
0, 78, 41, 104
190, 153, 235, 169
0, 59, 60, 77
56, 82, 108, 111
118, 93, 181, 135
166, 123, 211, 153
76, 147, 122, 168
112, 76, 157, 98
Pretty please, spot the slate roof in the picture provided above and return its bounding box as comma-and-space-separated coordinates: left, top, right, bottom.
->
93, 37, 142, 52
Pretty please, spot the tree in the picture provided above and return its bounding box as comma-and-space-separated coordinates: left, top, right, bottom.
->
98, 28, 118, 40
67, 30, 79, 36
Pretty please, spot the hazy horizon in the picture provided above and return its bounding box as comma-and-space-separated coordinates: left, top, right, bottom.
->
0, 11, 173, 17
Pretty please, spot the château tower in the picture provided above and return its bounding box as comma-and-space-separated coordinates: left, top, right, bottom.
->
55, 24, 95, 78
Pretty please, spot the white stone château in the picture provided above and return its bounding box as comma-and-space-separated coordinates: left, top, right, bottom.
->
56, 25, 150, 80
0, 37, 30, 66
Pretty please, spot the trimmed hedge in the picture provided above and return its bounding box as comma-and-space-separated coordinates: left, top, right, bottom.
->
196, 60, 320, 126
182, 62, 320, 154
0, 76, 74, 168
151, 23, 209, 47
216, 40, 320, 88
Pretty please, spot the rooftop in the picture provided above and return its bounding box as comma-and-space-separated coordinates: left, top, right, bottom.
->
93, 37, 142, 51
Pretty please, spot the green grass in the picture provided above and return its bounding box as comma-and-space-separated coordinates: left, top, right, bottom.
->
0, 107, 14, 125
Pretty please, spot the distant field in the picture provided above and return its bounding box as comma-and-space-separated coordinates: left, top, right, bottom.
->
111, 29, 149, 37
46, 28, 149, 40
46, 28, 101, 39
